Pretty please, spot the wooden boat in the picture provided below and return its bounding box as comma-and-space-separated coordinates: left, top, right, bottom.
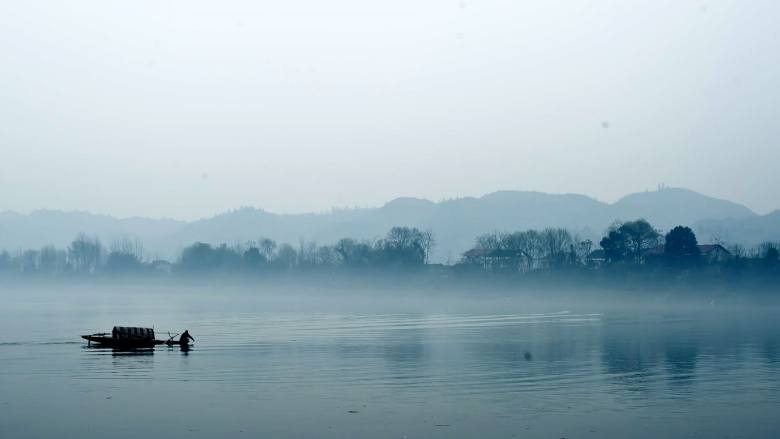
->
81, 327, 192, 349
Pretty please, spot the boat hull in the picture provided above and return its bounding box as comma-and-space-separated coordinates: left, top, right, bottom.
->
81, 335, 188, 349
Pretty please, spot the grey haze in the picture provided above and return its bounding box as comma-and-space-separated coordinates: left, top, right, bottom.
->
1, 1, 779, 219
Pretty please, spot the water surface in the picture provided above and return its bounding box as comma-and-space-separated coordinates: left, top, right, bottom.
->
1, 286, 778, 438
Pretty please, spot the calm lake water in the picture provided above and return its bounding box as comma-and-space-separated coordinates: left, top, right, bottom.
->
1, 284, 779, 438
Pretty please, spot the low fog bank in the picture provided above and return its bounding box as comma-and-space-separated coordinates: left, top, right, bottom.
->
2, 270, 778, 313
3, 224, 779, 300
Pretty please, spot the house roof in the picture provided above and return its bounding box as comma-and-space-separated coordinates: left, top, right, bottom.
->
462, 248, 487, 259
486, 249, 528, 258
588, 249, 606, 259
698, 244, 729, 254
463, 248, 530, 259
642, 243, 730, 256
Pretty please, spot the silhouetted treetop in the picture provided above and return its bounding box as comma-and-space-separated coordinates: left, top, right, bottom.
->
664, 226, 700, 257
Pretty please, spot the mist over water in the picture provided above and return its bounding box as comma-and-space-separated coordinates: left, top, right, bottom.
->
1, 284, 778, 438
3, 1, 779, 437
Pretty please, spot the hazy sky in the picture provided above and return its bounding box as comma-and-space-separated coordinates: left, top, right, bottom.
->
1, 1, 778, 219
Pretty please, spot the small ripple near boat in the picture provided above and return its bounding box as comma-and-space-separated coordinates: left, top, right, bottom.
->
81, 326, 191, 348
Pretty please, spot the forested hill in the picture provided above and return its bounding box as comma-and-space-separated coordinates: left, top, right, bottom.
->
0, 188, 770, 262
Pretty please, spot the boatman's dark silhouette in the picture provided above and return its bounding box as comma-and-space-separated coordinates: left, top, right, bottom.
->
180, 330, 194, 345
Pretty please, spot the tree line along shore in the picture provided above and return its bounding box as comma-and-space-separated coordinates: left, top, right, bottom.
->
1, 220, 779, 288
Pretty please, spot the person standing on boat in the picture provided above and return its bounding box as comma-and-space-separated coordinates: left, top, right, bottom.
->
180, 330, 194, 345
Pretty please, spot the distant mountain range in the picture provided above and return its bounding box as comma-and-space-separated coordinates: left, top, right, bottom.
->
1, 188, 777, 262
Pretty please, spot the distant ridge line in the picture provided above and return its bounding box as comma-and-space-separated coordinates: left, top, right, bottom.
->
1, 187, 775, 262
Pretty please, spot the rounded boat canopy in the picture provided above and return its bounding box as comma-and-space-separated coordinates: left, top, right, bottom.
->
112, 326, 155, 340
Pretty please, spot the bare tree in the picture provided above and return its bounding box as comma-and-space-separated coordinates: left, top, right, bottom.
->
728, 243, 745, 258
574, 239, 593, 266
39, 245, 67, 274
474, 232, 501, 252
420, 229, 436, 264
540, 228, 573, 266
0, 251, 10, 271
335, 238, 374, 267
68, 233, 103, 273
316, 245, 339, 267
757, 242, 780, 259
110, 236, 144, 261
20, 249, 40, 273
275, 243, 297, 270
298, 239, 318, 268
258, 237, 277, 260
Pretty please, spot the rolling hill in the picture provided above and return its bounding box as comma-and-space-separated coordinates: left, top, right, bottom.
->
1, 188, 773, 262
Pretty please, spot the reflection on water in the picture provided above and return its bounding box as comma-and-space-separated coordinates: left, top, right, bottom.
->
1, 290, 779, 438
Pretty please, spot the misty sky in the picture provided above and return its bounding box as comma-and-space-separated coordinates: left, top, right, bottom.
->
1, 1, 778, 219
